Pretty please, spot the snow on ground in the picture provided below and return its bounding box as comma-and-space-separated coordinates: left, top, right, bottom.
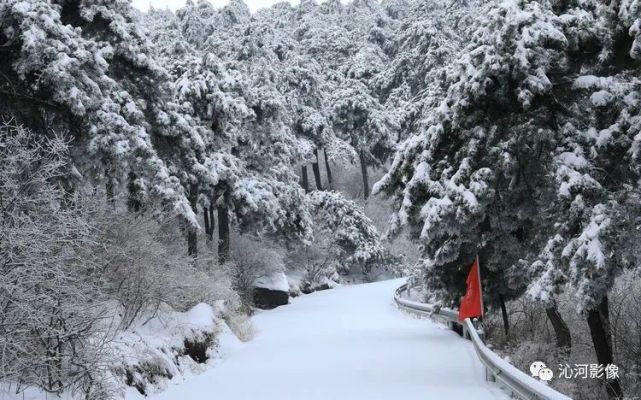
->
254, 271, 289, 291
130, 278, 508, 400
0, 303, 226, 400
110, 301, 224, 394
0, 386, 68, 400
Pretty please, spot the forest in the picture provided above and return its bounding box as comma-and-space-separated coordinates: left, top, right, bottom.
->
0, 0, 640, 399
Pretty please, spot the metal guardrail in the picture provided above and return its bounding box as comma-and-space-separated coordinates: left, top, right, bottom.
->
394, 284, 572, 400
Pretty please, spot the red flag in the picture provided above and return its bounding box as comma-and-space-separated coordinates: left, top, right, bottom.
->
458, 256, 484, 321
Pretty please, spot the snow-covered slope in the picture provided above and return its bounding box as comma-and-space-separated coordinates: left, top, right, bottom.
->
130, 279, 507, 400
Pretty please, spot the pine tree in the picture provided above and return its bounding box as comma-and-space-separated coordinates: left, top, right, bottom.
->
307, 191, 386, 275
0, 0, 206, 224
330, 79, 397, 199
376, 0, 641, 396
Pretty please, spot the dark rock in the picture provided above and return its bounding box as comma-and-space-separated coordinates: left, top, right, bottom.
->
183, 332, 215, 364
253, 287, 289, 309
300, 282, 331, 295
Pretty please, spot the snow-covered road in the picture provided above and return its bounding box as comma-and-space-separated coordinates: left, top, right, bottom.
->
141, 279, 508, 400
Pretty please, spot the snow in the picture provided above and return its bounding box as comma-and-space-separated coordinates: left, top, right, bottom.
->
0, 386, 72, 400
129, 279, 508, 400
254, 271, 289, 291
0, 303, 225, 400
590, 90, 613, 106
112, 302, 221, 351
10, 1, 31, 14
104, 302, 224, 397
572, 75, 614, 89
557, 151, 587, 168
462, 189, 479, 207
132, 0, 304, 14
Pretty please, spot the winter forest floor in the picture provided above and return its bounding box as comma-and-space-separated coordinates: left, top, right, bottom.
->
129, 279, 508, 400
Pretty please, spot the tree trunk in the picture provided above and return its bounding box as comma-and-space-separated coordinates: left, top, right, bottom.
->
601, 295, 611, 343
218, 205, 230, 263
187, 182, 198, 257
359, 150, 370, 200
324, 149, 333, 190
499, 294, 509, 336
208, 200, 215, 242
204, 199, 216, 243
545, 303, 572, 352
587, 296, 623, 399
301, 165, 309, 192
204, 207, 211, 236
127, 171, 142, 212
312, 149, 323, 190
105, 169, 115, 205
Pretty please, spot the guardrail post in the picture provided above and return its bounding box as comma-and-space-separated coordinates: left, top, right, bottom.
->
449, 321, 463, 336
484, 363, 496, 382
472, 318, 485, 342
485, 367, 495, 382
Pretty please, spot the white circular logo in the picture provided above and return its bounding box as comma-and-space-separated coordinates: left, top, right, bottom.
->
538, 367, 554, 381
530, 361, 547, 377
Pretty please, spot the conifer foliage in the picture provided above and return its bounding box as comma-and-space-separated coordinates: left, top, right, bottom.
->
375, 0, 641, 396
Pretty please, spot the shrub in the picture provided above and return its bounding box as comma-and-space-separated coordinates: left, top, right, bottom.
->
0, 123, 113, 398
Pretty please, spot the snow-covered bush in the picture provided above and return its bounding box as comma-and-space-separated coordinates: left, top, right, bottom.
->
230, 234, 287, 312
0, 121, 242, 397
96, 209, 236, 328
0, 122, 112, 398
